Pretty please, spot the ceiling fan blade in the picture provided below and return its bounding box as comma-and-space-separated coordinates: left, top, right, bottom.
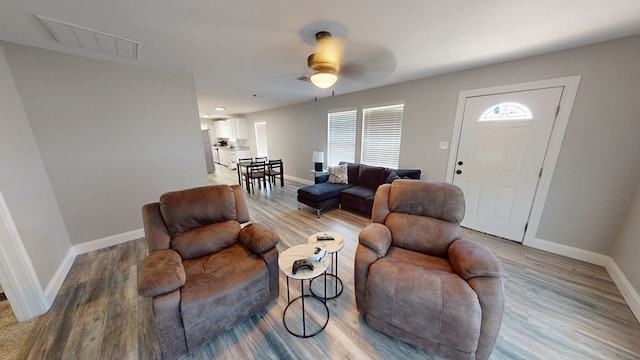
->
340, 40, 397, 83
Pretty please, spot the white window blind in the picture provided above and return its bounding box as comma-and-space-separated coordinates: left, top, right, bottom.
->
361, 104, 404, 168
254, 121, 268, 157
327, 110, 357, 166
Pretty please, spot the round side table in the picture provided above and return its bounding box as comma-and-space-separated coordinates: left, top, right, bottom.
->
278, 244, 329, 338
308, 231, 345, 299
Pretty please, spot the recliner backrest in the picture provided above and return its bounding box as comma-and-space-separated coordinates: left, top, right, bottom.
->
158, 185, 250, 259
372, 180, 465, 257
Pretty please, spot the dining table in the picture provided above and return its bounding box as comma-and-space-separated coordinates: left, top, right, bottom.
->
236, 159, 284, 193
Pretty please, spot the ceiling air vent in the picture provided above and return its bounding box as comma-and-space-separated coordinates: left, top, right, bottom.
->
36, 15, 138, 59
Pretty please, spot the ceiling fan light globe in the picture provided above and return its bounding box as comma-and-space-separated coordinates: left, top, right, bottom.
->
310, 72, 338, 89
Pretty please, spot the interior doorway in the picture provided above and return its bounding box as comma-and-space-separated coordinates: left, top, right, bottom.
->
0, 280, 19, 329
446, 76, 581, 244
0, 189, 46, 321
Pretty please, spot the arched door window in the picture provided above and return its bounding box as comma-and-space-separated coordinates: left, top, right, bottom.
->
479, 102, 533, 121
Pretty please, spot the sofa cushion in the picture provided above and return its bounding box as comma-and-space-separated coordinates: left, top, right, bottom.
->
160, 185, 237, 238
171, 220, 240, 260
386, 246, 453, 273
340, 185, 376, 214
358, 164, 387, 189
341, 162, 361, 185
366, 258, 481, 354
385, 212, 461, 257
385, 171, 401, 183
298, 182, 353, 202
389, 180, 465, 223
393, 169, 422, 180
180, 243, 269, 331
328, 164, 348, 184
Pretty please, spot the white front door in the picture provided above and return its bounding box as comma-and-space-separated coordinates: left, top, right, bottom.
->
452, 87, 563, 242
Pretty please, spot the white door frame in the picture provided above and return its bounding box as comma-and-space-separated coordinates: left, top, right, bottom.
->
0, 189, 47, 321
446, 76, 581, 245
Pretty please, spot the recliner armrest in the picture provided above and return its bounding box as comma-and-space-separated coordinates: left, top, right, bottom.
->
239, 223, 279, 254
138, 249, 186, 297
358, 223, 392, 257
449, 239, 503, 280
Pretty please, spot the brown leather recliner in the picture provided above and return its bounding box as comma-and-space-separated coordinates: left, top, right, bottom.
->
137, 185, 280, 359
355, 180, 504, 360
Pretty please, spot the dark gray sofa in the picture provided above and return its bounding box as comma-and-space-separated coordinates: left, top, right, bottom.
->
297, 162, 421, 217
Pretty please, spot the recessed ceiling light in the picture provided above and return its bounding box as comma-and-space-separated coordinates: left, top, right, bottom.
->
213, 107, 226, 111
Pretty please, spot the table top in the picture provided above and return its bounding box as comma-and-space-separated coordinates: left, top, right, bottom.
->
307, 231, 345, 254
279, 244, 329, 280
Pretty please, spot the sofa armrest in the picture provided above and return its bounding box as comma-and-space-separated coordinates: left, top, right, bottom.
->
358, 223, 392, 257
449, 239, 503, 280
354, 223, 391, 313
142, 202, 171, 251
239, 223, 279, 254
138, 249, 186, 298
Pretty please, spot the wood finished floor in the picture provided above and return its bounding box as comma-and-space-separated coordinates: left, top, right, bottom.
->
24, 165, 640, 359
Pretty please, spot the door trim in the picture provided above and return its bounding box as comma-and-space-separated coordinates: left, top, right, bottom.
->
446, 76, 581, 245
0, 189, 47, 320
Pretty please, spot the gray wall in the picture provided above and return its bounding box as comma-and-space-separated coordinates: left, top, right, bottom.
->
247, 35, 640, 260
0, 45, 71, 288
2, 42, 208, 246
612, 182, 640, 294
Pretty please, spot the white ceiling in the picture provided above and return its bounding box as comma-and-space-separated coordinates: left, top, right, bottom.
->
2, 1, 640, 118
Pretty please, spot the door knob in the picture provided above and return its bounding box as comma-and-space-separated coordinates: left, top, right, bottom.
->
457, 161, 464, 166
456, 170, 462, 174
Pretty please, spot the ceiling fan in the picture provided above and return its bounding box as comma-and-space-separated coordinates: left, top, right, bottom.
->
294, 24, 397, 92
306, 31, 343, 89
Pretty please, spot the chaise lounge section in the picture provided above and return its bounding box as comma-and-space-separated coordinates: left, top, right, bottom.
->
297, 162, 421, 217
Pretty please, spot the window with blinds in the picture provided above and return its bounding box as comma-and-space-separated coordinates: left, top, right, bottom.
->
327, 110, 357, 166
254, 121, 268, 157
361, 104, 404, 168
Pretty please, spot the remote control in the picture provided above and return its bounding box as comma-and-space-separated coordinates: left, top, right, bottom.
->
317, 236, 334, 241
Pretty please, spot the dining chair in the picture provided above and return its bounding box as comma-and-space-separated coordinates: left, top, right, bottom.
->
238, 157, 254, 188
252, 157, 268, 187
247, 161, 267, 193
266, 159, 283, 187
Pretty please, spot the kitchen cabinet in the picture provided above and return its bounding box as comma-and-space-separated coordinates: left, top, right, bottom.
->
218, 148, 251, 169
232, 149, 251, 169
219, 148, 230, 168
228, 118, 248, 139
214, 120, 230, 138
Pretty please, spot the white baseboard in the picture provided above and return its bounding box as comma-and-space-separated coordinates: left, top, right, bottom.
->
73, 228, 144, 255
285, 174, 314, 186
605, 258, 640, 323
526, 237, 640, 323
43, 228, 144, 308
43, 246, 76, 308
525, 237, 611, 266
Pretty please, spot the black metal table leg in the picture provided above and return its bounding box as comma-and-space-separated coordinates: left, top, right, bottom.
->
282, 272, 329, 338
310, 251, 343, 299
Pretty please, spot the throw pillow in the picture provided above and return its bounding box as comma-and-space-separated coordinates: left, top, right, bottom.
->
385, 171, 401, 184
328, 164, 348, 184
